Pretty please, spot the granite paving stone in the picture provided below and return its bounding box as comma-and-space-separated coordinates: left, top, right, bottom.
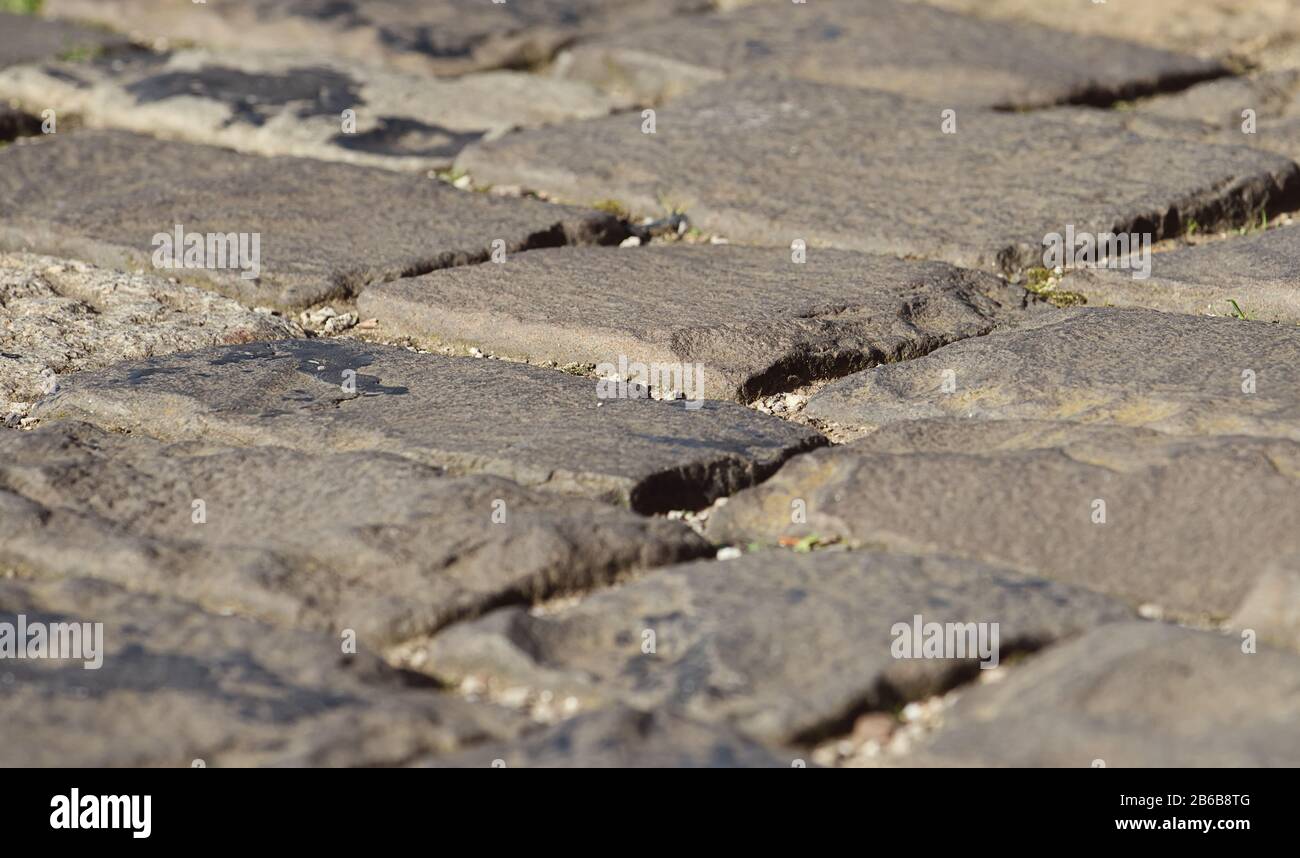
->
0, 575, 522, 767
558, 0, 1223, 108
29, 339, 825, 512
0, 48, 630, 171
1058, 71, 1300, 166
456, 78, 1300, 274
803, 307, 1300, 440
44, 0, 715, 76
422, 550, 1131, 745
0, 10, 131, 70
0, 8, 133, 142
1062, 225, 1300, 322
1135, 70, 1300, 129
905, 622, 1300, 767
905, 0, 1300, 66
356, 244, 1035, 403
0, 422, 712, 645
0, 252, 299, 423
0, 131, 628, 310
706, 420, 1300, 617
1229, 559, 1300, 654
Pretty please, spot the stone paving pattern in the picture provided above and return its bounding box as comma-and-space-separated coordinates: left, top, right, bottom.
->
0, 131, 627, 310
558, 0, 1223, 108
424, 551, 1130, 745
804, 308, 1300, 440
43, 0, 716, 76
457, 78, 1300, 273
357, 245, 1034, 402
0, 10, 130, 70
0, 49, 629, 171
4, 1, 1300, 768
0, 421, 713, 646
0, 575, 523, 767
707, 422, 1300, 617
1062, 225, 1300, 323
906, 0, 1300, 64
1, 252, 300, 423
30, 339, 824, 512
904, 622, 1300, 767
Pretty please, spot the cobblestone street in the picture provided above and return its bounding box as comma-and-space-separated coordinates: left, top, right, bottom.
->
2, 0, 1300, 769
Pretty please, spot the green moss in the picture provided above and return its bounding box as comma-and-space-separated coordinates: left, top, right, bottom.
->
590, 199, 631, 219
1045, 289, 1087, 307
1021, 266, 1087, 308
57, 44, 101, 62
0, 0, 43, 13
434, 166, 468, 184
1023, 267, 1052, 292
777, 534, 840, 553
1234, 210, 1270, 237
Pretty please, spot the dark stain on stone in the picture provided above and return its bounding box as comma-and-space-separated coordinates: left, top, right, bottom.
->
90, 48, 174, 75
209, 345, 277, 367
821, 25, 844, 41
206, 342, 408, 396
286, 340, 409, 396
379, 25, 477, 60
332, 117, 484, 159
125, 66, 363, 128
127, 366, 182, 383
42, 66, 92, 90
281, 0, 364, 23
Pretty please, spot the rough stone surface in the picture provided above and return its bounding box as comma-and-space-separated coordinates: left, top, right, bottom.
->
0, 252, 299, 422
0, 10, 130, 69
905, 0, 1300, 65
29, 339, 824, 512
456, 79, 1300, 274
0, 575, 521, 767
706, 420, 1300, 617
558, 0, 1222, 108
804, 307, 1300, 441
1135, 70, 1300, 127
0, 422, 711, 645
357, 245, 1035, 403
428, 707, 794, 768
1063, 226, 1300, 322
1230, 560, 1300, 653
0, 49, 628, 171
1079, 71, 1300, 165
44, 0, 714, 76
907, 622, 1300, 767
422, 550, 1131, 745
0, 131, 628, 310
